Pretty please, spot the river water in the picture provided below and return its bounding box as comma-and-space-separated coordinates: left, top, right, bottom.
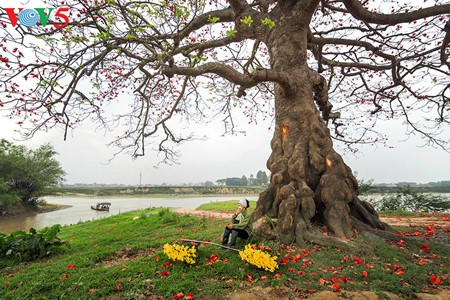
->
0, 195, 258, 234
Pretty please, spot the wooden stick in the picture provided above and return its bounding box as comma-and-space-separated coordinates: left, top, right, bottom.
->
181, 239, 239, 252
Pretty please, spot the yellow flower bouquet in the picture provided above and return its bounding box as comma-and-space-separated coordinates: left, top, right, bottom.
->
163, 243, 197, 264
239, 244, 278, 272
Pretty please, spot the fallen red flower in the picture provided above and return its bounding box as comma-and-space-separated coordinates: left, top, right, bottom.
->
429, 275, 443, 285
292, 253, 302, 263
163, 262, 173, 268
161, 270, 170, 277
362, 270, 368, 278
209, 254, 220, 263
185, 292, 194, 300
172, 292, 184, 299
330, 283, 340, 292
273, 273, 282, 279
114, 283, 121, 291
280, 257, 289, 266
353, 256, 363, 265
66, 264, 76, 270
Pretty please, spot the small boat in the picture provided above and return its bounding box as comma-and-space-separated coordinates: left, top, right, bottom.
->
91, 202, 111, 211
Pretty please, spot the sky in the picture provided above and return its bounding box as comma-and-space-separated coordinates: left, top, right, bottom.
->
0, 111, 449, 186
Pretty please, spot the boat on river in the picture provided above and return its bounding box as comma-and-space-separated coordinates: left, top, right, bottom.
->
91, 202, 111, 211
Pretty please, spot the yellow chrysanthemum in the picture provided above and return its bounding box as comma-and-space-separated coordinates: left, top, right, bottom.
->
163, 243, 196, 264
238, 244, 278, 272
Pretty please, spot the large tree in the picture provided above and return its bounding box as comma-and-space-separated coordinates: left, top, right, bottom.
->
0, 140, 66, 210
1, 0, 449, 244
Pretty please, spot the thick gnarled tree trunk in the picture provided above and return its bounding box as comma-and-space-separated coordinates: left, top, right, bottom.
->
251, 3, 389, 245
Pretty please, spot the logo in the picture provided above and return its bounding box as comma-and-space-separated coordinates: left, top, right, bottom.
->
2, 7, 70, 28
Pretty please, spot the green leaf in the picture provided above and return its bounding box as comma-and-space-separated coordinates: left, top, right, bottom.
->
261, 18, 275, 29
226, 29, 237, 38
208, 15, 220, 24
240, 15, 253, 27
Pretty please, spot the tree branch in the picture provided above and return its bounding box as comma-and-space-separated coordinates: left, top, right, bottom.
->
343, 0, 450, 25
162, 63, 292, 96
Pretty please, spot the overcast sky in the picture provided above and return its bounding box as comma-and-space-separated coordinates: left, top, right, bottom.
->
0, 111, 449, 186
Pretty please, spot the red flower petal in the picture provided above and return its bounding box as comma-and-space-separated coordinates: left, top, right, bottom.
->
362, 271, 368, 278
114, 283, 121, 291
173, 292, 184, 299
185, 293, 195, 300
66, 264, 75, 270
273, 273, 282, 279
330, 283, 340, 292
353, 256, 363, 265
430, 275, 443, 285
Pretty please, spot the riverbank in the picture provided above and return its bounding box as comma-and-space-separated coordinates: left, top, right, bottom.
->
0, 203, 72, 220
55, 185, 266, 196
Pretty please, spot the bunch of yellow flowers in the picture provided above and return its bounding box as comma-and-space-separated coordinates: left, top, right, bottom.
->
239, 244, 278, 272
163, 243, 197, 264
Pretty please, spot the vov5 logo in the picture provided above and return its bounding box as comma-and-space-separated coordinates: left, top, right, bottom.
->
2, 6, 70, 28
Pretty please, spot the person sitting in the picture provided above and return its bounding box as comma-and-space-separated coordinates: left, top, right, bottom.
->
221, 198, 251, 249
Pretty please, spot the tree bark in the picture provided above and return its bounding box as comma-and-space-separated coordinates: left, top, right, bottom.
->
251, 6, 390, 245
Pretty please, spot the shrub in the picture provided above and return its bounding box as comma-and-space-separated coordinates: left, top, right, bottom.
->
379, 187, 450, 212
0, 224, 70, 261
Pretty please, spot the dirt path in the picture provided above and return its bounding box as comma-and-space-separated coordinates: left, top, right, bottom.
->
173, 208, 450, 229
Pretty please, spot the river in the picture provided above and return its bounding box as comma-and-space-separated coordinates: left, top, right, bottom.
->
0, 195, 259, 234
2, 193, 448, 234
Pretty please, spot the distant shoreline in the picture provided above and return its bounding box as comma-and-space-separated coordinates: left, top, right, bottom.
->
54, 186, 266, 197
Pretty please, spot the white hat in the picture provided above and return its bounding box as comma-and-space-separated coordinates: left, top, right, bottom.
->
239, 198, 249, 208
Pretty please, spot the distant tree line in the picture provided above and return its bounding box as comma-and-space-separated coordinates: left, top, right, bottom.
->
0, 139, 65, 215
356, 177, 450, 194
216, 171, 269, 187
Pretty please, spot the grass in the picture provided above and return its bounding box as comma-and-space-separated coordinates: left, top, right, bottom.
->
377, 210, 448, 217
196, 200, 257, 214
0, 203, 448, 299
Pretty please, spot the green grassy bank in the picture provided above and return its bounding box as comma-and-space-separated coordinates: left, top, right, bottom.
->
1, 204, 448, 299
